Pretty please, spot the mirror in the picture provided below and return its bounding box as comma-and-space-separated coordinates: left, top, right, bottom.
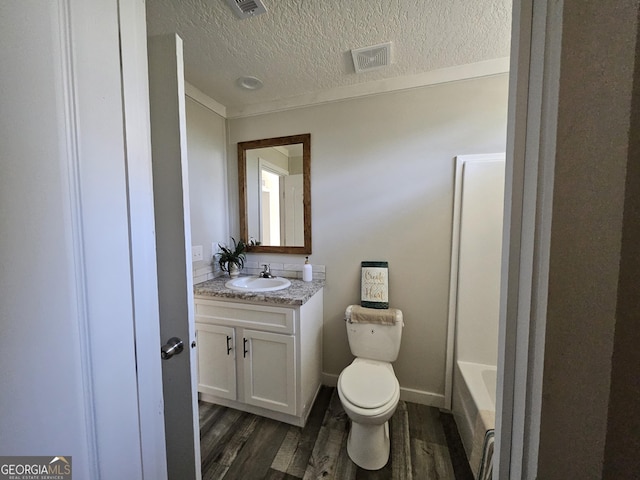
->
238, 133, 311, 254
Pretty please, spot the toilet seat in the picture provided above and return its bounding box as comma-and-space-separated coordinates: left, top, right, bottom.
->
338, 360, 398, 409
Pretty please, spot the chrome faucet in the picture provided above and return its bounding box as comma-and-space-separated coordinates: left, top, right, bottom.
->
259, 264, 274, 278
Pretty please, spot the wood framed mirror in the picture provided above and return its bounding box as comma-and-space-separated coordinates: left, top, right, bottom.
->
238, 133, 311, 254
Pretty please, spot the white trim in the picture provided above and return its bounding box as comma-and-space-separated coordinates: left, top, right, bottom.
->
321, 373, 445, 409
259, 158, 289, 177
118, 1, 168, 478
400, 387, 446, 409
185, 82, 227, 118
56, 1, 100, 477
496, 0, 560, 478
273, 146, 289, 156
445, 153, 506, 411
226, 57, 511, 118
321, 372, 339, 386
495, 1, 533, 476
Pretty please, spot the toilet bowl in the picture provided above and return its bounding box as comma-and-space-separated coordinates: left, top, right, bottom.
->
338, 358, 401, 470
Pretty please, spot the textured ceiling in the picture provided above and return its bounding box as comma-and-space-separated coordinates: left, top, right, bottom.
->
146, 0, 511, 112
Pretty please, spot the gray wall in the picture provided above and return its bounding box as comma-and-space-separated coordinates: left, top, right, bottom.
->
186, 96, 228, 275
538, 0, 640, 477
227, 74, 509, 402
604, 7, 640, 471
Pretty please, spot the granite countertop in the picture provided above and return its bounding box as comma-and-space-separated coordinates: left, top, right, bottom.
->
194, 275, 324, 306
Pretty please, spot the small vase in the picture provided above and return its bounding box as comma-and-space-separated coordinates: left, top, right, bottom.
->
229, 263, 240, 278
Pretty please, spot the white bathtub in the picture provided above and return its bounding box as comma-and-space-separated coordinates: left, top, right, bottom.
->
452, 361, 497, 478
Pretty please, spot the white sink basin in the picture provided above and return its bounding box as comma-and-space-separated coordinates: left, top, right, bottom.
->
225, 276, 291, 292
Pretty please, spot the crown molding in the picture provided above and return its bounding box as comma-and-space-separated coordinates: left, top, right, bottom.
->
183, 57, 510, 120
185, 82, 227, 118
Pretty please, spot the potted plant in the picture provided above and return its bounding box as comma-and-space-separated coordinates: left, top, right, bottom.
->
215, 237, 247, 277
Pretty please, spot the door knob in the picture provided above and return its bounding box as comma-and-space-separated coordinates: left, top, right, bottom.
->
161, 337, 184, 360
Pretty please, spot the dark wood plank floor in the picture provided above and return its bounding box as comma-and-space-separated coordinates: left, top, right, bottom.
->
199, 386, 474, 480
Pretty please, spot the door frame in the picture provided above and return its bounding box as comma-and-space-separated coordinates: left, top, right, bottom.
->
495, 0, 561, 477
121, 0, 561, 478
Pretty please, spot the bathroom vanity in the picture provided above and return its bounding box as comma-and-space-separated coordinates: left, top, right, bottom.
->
193, 277, 323, 427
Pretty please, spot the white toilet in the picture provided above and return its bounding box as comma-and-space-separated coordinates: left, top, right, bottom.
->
337, 305, 403, 470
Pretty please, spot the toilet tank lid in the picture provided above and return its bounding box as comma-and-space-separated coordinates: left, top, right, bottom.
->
339, 360, 398, 408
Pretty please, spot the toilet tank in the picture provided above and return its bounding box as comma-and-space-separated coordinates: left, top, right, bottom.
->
345, 305, 404, 362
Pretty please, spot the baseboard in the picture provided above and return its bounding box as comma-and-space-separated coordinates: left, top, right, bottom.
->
321, 372, 445, 409
400, 386, 445, 409
321, 372, 339, 387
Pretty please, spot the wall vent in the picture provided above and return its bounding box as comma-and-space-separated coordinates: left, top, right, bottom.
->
351, 42, 392, 73
225, 0, 267, 19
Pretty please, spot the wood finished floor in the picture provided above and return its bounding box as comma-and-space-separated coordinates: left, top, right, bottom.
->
199, 386, 474, 480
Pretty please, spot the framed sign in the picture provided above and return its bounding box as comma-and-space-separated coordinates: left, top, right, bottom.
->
361, 261, 389, 309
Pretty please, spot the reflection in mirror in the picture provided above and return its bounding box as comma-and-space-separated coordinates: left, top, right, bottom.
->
239, 134, 311, 254
246, 144, 303, 246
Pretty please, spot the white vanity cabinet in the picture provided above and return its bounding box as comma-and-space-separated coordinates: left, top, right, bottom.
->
241, 329, 295, 414
196, 323, 237, 401
194, 288, 323, 427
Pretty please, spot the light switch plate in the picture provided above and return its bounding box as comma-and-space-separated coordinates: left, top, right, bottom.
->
192, 245, 203, 262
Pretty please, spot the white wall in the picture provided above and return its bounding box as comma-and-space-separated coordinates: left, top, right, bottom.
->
228, 74, 509, 404
186, 96, 229, 283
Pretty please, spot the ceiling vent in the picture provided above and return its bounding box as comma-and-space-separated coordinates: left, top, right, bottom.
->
351, 42, 392, 73
225, 0, 267, 19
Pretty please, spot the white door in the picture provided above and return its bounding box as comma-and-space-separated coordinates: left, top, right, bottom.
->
243, 329, 296, 414
284, 174, 304, 245
197, 324, 237, 400
148, 34, 201, 479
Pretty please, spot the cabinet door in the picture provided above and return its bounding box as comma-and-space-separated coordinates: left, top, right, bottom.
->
197, 323, 236, 400
242, 329, 296, 415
